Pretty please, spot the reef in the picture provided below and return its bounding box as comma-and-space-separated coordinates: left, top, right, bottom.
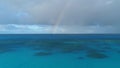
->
34, 52, 53, 56
117, 50, 120, 53
0, 47, 15, 54
60, 45, 85, 53
86, 51, 108, 59
77, 57, 84, 59
0, 39, 120, 59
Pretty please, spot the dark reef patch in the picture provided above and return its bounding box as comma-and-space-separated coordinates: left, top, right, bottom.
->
60, 45, 85, 53
117, 50, 120, 53
34, 52, 53, 56
0, 47, 15, 54
77, 57, 84, 59
86, 51, 108, 59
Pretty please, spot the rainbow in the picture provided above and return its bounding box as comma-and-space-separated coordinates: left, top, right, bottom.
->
52, 0, 73, 33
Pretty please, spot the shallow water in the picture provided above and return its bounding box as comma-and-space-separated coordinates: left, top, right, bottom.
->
0, 34, 120, 68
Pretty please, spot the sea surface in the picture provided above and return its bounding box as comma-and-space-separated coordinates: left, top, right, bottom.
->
0, 34, 120, 68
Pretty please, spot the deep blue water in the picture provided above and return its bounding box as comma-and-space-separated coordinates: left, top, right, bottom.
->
0, 34, 120, 68
0, 34, 120, 40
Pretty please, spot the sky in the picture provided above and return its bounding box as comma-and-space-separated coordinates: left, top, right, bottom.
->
0, 0, 120, 34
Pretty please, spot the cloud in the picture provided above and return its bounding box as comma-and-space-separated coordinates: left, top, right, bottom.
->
61, 24, 120, 34
0, 0, 120, 33
0, 24, 118, 34
0, 24, 67, 34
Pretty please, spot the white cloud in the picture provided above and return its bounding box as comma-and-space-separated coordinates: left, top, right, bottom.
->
0, 24, 66, 34
0, 24, 119, 34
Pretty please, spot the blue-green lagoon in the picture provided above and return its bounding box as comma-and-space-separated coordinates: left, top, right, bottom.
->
0, 34, 120, 68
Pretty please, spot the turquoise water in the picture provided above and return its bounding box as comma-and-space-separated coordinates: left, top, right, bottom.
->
0, 34, 120, 68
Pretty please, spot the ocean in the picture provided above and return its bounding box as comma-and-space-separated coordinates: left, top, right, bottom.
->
0, 34, 120, 68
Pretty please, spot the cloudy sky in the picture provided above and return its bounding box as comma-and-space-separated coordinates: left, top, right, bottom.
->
0, 0, 119, 34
